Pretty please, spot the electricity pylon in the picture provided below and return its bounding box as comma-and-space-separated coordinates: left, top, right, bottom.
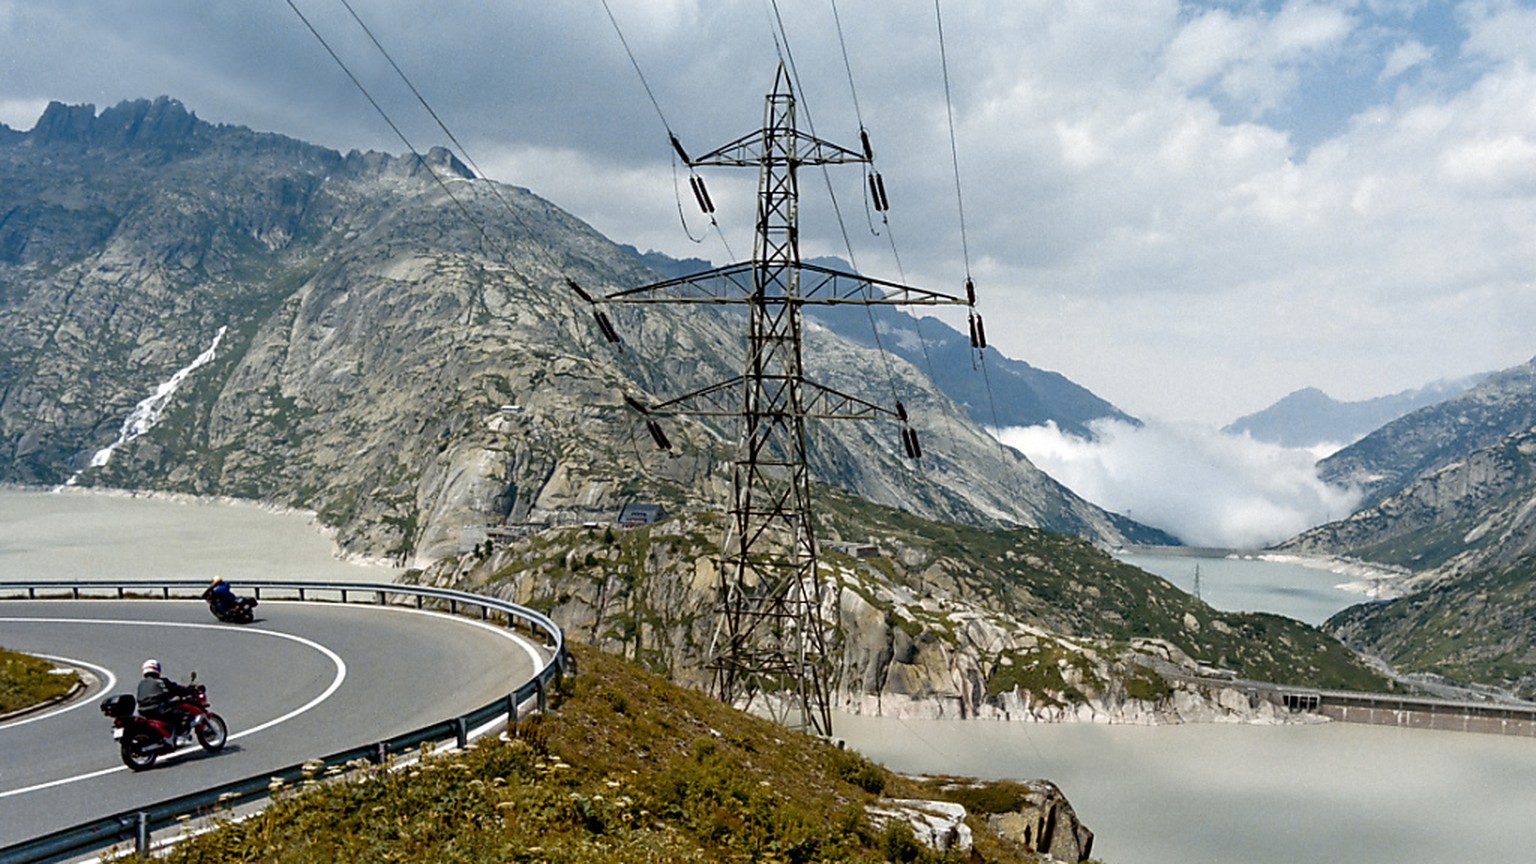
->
572, 63, 974, 736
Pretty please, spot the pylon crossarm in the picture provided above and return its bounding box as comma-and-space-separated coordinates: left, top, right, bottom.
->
636, 376, 744, 416
602, 260, 969, 307
801, 379, 898, 420
796, 262, 968, 306
602, 261, 757, 303
688, 128, 868, 168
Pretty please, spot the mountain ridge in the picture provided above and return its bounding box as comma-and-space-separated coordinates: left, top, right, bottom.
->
1224, 376, 1486, 450
0, 97, 1170, 565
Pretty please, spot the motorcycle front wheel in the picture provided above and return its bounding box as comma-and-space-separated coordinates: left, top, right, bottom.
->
121, 732, 158, 771
196, 713, 228, 752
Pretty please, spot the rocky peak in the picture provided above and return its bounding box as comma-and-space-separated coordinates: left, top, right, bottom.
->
28, 97, 203, 154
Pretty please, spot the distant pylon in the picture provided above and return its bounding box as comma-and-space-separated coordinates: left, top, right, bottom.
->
572, 64, 971, 736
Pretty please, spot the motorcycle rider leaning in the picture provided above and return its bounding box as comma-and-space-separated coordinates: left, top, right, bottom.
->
136, 659, 193, 742
203, 576, 236, 616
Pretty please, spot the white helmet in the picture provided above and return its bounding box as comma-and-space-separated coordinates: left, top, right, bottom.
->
142, 659, 161, 676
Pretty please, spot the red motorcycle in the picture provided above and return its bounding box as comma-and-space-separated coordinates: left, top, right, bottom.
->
99, 675, 228, 771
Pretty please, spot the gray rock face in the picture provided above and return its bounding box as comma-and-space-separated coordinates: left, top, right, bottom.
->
1313, 358, 1536, 508
984, 780, 1095, 863
0, 98, 1160, 563
1273, 358, 1536, 697
1283, 357, 1536, 576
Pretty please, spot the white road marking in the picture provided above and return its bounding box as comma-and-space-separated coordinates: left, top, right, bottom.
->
0, 601, 549, 802
0, 654, 117, 731
0, 618, 347, 799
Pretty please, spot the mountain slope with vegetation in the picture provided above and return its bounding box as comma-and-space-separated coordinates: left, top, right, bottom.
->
1327, 556, 1536, 700
425, 488, 1391, 720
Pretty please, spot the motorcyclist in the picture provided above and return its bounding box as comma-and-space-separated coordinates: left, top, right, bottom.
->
136, 659, 193, 743
202, 576, 236, 616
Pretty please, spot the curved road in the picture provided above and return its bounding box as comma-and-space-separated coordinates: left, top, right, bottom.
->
0, 599, 545, 847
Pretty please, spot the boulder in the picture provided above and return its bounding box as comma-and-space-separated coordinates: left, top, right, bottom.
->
986, 779, 1094, 862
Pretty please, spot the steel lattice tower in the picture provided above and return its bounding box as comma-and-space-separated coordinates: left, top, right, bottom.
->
573, 64, 971, 735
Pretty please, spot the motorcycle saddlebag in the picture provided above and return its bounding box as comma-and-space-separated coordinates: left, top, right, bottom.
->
100, 694, 136, 718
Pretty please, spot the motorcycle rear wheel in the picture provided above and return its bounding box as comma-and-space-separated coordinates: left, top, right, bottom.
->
121, 732, 158, 771
196, 713, 228, 752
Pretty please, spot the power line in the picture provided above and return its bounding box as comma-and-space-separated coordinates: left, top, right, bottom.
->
934, 0, 972, 278
281, 0, 515, 285
599, 0, 677, 136
602, 0, 737, 259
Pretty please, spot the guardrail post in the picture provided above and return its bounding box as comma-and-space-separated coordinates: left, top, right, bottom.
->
134, 811, 150, 857
535, 678, 547, 713
454, 717, 468, 750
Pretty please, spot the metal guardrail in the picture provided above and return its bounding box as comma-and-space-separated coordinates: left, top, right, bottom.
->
0, 580, 566, 864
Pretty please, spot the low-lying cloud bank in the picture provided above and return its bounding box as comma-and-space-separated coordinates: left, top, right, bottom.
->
996, 420, 1361, 550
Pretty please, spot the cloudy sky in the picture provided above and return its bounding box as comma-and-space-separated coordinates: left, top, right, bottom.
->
4, 0, 1535, 430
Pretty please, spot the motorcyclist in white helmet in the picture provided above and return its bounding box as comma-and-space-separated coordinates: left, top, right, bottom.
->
136, 659, 193, 742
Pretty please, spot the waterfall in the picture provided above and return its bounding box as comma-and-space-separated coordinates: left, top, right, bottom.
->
65, 325, 229, 485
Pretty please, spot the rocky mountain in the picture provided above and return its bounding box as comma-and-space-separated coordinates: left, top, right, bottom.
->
627, 249, 1140, 439
1309, 358, 1536, 509
1269, 357, 1536, 697
1281, 357, 1536, 573
1224, 377, 1485, 450
0, 97, 1170, 565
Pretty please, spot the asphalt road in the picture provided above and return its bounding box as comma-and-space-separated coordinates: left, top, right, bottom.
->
0, 599, 546, 847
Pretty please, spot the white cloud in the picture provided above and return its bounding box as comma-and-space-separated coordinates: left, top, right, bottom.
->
995, 420, 1363, 549
3, 1, 1536, 427
0, 97, 49, 130
1380, 39, 1432, 82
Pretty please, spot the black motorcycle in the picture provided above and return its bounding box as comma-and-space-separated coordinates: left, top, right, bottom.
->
202, 586, 258, 623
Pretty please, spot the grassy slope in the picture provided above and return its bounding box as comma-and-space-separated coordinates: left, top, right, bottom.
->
0, 647, 78, 714
165, 644, 1082, 864
1328, 555, 1536, 698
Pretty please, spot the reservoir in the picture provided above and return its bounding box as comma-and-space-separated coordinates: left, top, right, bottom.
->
835, 712, 1536, 863
1116, 549, 1377, 625
6, 487, 1532, 862
0, 486, 393, 584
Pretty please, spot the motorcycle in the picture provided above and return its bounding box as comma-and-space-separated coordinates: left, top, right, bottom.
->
203, 586, 257, 623
99, 673, 228, 771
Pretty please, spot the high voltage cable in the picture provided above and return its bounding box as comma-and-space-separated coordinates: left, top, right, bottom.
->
601, 0, 736, 259
287, 0, 669, 462
335, 0, 548, 264
764, 0, 908, 418
934, 0, 972, 279
599, 0, 676, 136
931, 2, 1023, 465
281, 0, 514, 287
